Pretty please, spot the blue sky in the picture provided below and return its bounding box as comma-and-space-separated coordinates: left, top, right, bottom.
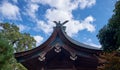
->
0, 0, 117, 47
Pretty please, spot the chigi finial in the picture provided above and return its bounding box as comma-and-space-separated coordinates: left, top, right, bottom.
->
62, 20, 69, 25
53, 20, 69, 27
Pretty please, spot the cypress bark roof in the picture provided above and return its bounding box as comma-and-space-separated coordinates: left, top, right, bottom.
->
14, 21, 102, 70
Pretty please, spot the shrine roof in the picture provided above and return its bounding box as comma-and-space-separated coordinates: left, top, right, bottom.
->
55, 21, 101, 50
63, 30, 101, 50
15, 20, 102, 58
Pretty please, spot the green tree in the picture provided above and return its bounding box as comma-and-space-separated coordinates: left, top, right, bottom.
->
97, 0, 120, 52
0, 23, 36, 70
0, 23, 36, 52
0, 37, 14, 70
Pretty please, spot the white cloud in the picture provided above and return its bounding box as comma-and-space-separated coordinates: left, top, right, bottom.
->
17, 24, 30, 32
78, 0, 96, 9
37, 0, 77, 11
84, 38, 101, 48
81, 16, 95, 32
33, 35, 43, 46
35, 20, 54, 34
31, 0, 96, 36
35, 15, 95, 37
45, 9, 72, 22
31, 0, 95, 10
65, 16, 95, 36
0, 1, 21, 20
25, 3, 39, 19
12, 0, 18, 3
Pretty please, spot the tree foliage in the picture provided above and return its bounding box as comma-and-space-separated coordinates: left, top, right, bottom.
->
0, 37, 14, 70
97, 0, 120, 52
0, 23, 37, 70
0, 23, 36, 52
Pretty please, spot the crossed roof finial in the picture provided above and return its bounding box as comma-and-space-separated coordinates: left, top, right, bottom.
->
53, 20, 69, 26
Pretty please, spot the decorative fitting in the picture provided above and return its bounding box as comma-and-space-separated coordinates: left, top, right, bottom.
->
54, 43, 61, 53
38, 53, 46, 61
38, 56, 45, 61
70, 53, 77, 61
55, 48, 61, 53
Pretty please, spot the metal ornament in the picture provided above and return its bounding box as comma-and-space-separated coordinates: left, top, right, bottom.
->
70, 53, 77, 60
38, 53, 46, 61
54, 43, 61, 53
